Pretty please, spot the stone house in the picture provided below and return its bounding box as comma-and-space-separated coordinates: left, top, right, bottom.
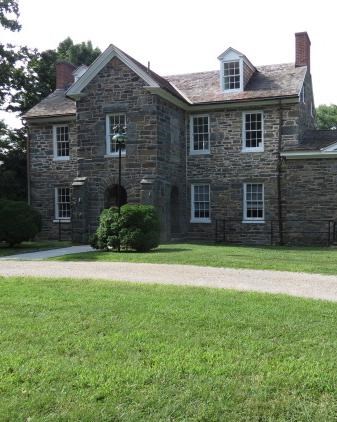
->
24, 32, 337, 245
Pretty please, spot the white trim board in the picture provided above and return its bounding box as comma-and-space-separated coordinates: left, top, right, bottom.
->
281, 151, 337, 159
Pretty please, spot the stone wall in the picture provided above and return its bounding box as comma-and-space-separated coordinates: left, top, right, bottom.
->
282, 158, 337, 244
186, 105, 283, 244
28, 120, 77, 240
75, 57, 187, 241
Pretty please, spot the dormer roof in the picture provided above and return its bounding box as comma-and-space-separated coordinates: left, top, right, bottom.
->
217, 47, 256, 72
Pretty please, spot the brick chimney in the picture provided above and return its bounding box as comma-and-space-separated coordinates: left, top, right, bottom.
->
56, 61, 76, 89
295, 32, 311, 73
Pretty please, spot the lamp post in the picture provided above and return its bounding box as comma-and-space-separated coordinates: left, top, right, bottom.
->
112, 124, 127, 215
112, 124, 126, 253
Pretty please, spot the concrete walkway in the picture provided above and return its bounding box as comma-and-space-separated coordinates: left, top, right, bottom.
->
1, 260, 337, 302
0, 245, 93, 260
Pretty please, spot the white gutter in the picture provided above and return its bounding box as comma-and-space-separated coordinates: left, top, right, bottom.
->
281, 151, 337, 159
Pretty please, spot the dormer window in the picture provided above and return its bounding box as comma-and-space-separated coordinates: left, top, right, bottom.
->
218, 47, 256, 93
223, 60, 241, 91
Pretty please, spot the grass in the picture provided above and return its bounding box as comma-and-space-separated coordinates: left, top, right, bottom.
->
52, 242, 337, 275
1, 276, 337, 420
0, 240, 72, 257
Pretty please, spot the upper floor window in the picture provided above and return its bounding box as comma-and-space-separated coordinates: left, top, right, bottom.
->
243, 183, 264, 222
190, 115, 210, 154
105, 114, 126, 156
55, 187, 71, 220
223, 60, 241, 91
53, 125, 69, 160
242, 111, 264, 152
191, 184, 210, 223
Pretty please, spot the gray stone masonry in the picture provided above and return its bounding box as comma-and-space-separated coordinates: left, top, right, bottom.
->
28, 53, 336, 246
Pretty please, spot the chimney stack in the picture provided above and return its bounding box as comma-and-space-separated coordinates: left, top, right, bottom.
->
295, 32, 311, 73
56, 61, 76, 90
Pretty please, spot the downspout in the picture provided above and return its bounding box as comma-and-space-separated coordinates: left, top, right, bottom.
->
277, 101, 284, 245
26, 125, 31, 205
185, 111, 189, 236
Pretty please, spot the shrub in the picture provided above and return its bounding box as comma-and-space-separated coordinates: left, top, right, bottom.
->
0, 200, 42, 247
93, 204, 160, 252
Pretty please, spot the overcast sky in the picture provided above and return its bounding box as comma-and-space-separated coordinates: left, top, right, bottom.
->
2, 0, 337, 127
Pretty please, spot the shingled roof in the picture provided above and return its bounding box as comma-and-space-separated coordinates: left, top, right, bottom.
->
166, 63, 305, 104
24, 89, 75, 119
285, 130, 337, 151
24, 51, 306, 119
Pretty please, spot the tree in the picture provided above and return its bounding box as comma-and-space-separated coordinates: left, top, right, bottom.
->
316, 104, 337, 130
10, 38, 101, 114
0, 120, 26, 200
0, 0, 22, 110
0, 0, 20, 31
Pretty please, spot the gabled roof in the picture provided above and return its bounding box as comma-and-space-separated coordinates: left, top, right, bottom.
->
24, 45, 307, 119
217, 47, 256, 71
67, 44, 186, 103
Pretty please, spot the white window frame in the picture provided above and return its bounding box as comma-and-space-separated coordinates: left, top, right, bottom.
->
243, 183, 265, 223
191, 184, 211, 223
53, 124, 70, 161
105, 113, 126, 157
190, 114, 210, 155
54, 187, 71, 221
242, 111, 264, 152
220, 59, 243, 92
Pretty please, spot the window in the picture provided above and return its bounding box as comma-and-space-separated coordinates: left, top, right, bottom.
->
243, 183, 264, 222
190, 115, 210, 154
53, 125, 69, 160
242, 112, 264, 151
105, 114, 126, 156
223, 60, 241, 91
191, 184, 210, 223
55, 187, 71, 220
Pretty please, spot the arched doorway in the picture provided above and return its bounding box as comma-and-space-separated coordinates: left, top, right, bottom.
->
170, 186, 180, 235
104, 184, 127, 209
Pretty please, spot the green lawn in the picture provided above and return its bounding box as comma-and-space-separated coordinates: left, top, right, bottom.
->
1, 277, 337, 421
0, 240, 72, 257
52, 242, 337, 275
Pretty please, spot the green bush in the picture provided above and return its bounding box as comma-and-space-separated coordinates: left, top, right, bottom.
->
0, 200, 42, 247
93, 204, 160, 252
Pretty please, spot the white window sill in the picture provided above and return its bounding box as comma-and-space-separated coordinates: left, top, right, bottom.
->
241, 148, 264, 153
104, 153, 126, 158
223, 87, 242, 93
53, 156, 70, 161
53, 219, 71, 223
242, 220, 265, 224
190, 218, 211, 224
190, 150, 210, 156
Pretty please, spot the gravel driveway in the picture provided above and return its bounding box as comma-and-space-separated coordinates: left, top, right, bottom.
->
1, 260, 337, 302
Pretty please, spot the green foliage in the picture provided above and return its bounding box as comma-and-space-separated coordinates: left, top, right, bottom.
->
93, 204, 160, 252
316, 104, 337, 130
9, 38, 101, 114
57, 37, 101, 67
0, 0, 20, 31
0, 199, 41, 246
119, 204, 160, 252
0, 120, 26, 200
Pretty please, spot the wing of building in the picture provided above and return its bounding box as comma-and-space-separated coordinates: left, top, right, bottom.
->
24, 32, 337, 245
